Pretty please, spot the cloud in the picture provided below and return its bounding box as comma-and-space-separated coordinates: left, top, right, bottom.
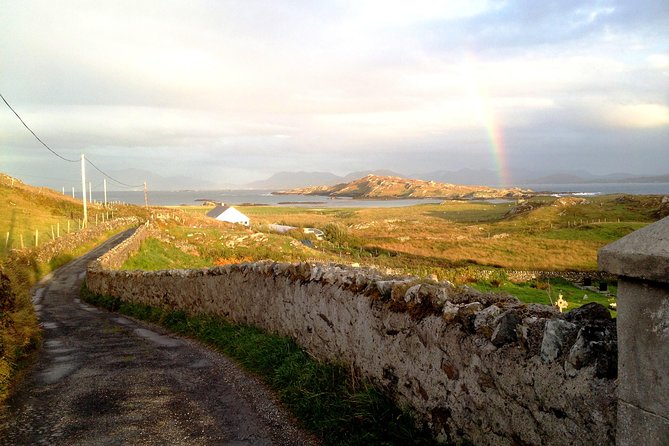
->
605, 104, 669, 128
1, 0, 668, 186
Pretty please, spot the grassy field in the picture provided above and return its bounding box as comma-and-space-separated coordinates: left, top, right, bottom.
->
236, 195, 659, 271
124, 193, 665, 313
0, 174, 133, 254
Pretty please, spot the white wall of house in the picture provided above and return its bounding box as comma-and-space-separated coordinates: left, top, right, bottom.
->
215, 207, 250, 226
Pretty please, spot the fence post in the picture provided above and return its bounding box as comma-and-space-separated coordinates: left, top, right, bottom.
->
599, 215, 669, 445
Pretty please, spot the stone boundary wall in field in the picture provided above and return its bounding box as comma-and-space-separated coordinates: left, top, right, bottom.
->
93, 221, 152, 270
11, 217, 141, 265
489, 269, 615, 284
87, 226, 617, 445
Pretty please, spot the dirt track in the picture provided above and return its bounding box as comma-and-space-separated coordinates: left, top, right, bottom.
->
0, 229, 313, 445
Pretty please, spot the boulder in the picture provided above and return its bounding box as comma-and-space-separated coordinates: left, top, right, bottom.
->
491, 310, 521, 347
565, 302, 611, 323
541, 319, 578, 362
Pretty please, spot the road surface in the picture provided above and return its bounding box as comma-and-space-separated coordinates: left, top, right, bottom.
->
0, 229, 314, 445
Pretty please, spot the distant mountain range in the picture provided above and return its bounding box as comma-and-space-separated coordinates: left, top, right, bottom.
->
275, 174, 531, 200
247, 169, 669, 189
94, 167, 669, 191
245, 170, 405, 189
103, 168, 217, 191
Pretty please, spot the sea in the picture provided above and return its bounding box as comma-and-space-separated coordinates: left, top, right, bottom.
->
94, 183, 669, 207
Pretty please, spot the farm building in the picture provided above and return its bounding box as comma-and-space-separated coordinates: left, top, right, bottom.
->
206, 204, 250, 226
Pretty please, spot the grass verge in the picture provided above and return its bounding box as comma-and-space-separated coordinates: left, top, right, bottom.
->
80, 285, 438, 446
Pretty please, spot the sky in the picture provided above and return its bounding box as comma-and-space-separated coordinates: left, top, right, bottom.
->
1, 0, 668, 189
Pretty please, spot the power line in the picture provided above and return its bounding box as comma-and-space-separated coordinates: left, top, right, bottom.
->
0, 92, 78, 163
1, 92, 145, 189
85, 157, 144, 188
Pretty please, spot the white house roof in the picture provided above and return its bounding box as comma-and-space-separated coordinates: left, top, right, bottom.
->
206, 204, 232, 218
206, 205, 250, 224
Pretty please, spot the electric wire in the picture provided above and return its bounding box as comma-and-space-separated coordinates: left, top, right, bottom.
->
85, 158, 143, 188
2, 91, 145, 189
0, 93, 78, 163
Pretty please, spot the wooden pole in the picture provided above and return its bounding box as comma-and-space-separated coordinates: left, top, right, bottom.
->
67, 220, 70, 233
5, 232, 9, 249
35, 229, 39, 247
57, 222, 60, 237
81, 154, 88, 227
20, 234, 24, 249
51, 225, 55, 240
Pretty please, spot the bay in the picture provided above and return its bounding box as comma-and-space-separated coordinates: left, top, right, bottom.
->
94, 183, 669, 207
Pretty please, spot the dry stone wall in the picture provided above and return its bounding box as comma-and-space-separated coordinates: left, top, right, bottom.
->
25, 217, 141, 264
87, 226, 617, 445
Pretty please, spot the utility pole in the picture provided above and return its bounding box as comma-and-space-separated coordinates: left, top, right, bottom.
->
71, 187, 75, 198
103, 178, 107, 207
81, 154, 88, 227
143, 181, 148, 208
62, 186, 65, 195
89, 181, 92, 204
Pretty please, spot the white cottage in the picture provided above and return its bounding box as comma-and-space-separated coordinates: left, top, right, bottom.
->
206, 204, 250, 226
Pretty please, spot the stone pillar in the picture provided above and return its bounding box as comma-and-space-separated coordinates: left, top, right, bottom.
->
599, 215, 669, 445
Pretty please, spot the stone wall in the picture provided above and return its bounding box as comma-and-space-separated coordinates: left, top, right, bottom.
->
87, 226, 617, 445
15, 217, 141, 265
93, 221, 152, 270
479, 269, 614, 284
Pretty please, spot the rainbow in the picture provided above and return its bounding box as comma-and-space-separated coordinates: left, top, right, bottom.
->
463, 53, 512, 187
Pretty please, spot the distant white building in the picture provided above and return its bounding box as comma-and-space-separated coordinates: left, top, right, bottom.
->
206, 204, 250, 226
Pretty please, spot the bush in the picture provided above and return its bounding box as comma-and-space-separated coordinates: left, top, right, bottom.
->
323, 223, 352, 246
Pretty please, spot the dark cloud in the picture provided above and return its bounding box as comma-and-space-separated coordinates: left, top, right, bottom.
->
421, 0, 669, 52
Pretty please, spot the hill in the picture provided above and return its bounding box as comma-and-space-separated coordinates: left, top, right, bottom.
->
245, 171, 344, 189
274, 174, 532, 199
245, 170, 405, 189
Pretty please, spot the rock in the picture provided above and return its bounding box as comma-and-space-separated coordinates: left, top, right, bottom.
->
474, 305, 501, 336
404, 284, 422, 303
491, 310, 521, 347
541, 319, 578, 363
374, 280, 394, 300
442, 302, 459, 323
457, 302, 482, 332
567, 324, 617, 378
565, 302, 611, 322
553, 196, 588, 207
390, 281, 412, 302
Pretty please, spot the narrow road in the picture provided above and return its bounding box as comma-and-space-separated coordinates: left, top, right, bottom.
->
0, 229, 314, 445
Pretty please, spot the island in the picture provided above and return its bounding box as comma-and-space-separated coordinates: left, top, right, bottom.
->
273, 174, 532, 200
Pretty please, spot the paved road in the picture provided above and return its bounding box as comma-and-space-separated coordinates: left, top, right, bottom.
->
0, 229, 314, 446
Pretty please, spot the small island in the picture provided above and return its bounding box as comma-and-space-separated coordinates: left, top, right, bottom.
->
273, 174, 532, 200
